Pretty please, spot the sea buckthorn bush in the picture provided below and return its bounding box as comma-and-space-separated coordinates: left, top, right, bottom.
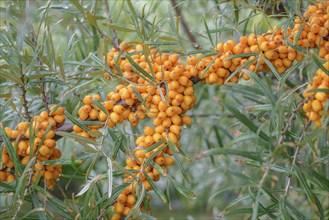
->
0, 0, 328, 219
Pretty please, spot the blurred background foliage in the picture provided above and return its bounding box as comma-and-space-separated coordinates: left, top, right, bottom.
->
0, 0, 328, 219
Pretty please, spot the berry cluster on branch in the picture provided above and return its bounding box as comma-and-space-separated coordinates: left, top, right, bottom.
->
0, 1, 328, 219
1, 106, 65, 189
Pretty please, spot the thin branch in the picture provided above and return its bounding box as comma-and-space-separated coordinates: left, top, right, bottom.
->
20, 65, 31, 121
169, 0, 201, 49
284, 120, 311, 197
278, 96, 313, 145
104, 0, 120, 51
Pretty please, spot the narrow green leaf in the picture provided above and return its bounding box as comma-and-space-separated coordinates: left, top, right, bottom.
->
57, 55, 66, 82
168, 141, 190, 183
0, 72, 23, 86
71, 0, 85, 14
112, 136, 123, 159
201, 147, 262, 161
144, 145, 166, 168
103, 23, 136, 32
64, 111, 90, 133
225, 57, 257, 83
128, 183, 145, 218
92, 98, 108, 115
126, 0, 140, 31
55, 131, 99, 151
311, 54, 329, 76
261, 56, 281, 80
209, 27, 237, 34
168, 176, 195, 200
294, 165, 325, 219
32, 185, 72, 219
144, 41, 177, 46
0, 125, 22, 174
203, 17, 214, 47
86, 12, 98, 28
225, 104, 270, 142
126, 54, 154, 82
0, 98, 12, 118
149, 161, 165, 175
200, 56, 216, 78
106, 156, 113, 198
233, 0, 239, 26
89, 53, 105, 67
144, 139, 165, 153
246, 69, 277, 105
0, 181, 15, 192
131, 86, 146, 107
103, 182, 131, 206
144, 171, 167, 203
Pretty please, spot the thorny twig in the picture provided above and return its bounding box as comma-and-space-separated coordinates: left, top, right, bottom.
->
20, 65, 31, 121
104, 0, 120, 51
284, 120, 312, 197
170, 0, 201, 49
278, 96, 314, 145
255, 97, 313, 204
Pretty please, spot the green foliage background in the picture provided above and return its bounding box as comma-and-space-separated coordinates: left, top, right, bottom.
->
0, 0, 328, 219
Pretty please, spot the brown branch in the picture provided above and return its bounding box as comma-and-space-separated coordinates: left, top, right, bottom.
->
284, 120, 311, 197
170, 0, 201, 49
278, 96, 314, 145
104, 0, 120, 51
20, 65, 31, 121
190, 76, 202, 84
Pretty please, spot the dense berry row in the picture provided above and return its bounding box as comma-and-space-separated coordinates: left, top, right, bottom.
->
0, 1, 327, 219
1, 106, 65, 189
104, 2, 329, 218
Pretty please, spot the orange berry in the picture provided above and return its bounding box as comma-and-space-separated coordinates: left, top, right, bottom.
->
6, 174, 15, 183
111, 213, 121, 220
51, 106, 65, 116
144, 126, 155, 136
315, 92, 327, 101
164, 157, 174, 166
83, 95, 93, 105
39, 145, 50, 157
79, 111, 89, 121
169, 125, 181, 135
0, 171, 6, 181
312, 100, 323, 112
117, 193, 127, 204
182, 115, 192, 125
44, 139, 56, 148
54, 115, 65, 124
114, 202, 124, 213
113, 105, 125, 114
126, 194, 136, 206
110, 112, 120, 123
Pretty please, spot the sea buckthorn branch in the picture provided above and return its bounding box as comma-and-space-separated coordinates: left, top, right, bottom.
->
104, 2, 329, 218
169, 0, 201, 49
1, 106, 65, 189
1, 1, 328, 219
19, 66, 31, 121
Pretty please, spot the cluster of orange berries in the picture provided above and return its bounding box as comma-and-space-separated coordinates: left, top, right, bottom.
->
74, 42, 197, 219
303, 62, 329, 127
1, 106, 65, 189
301, 2, 329, 126
1, 1, 326, 218
196, 1, 329, 85
109, 3, 329, 218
